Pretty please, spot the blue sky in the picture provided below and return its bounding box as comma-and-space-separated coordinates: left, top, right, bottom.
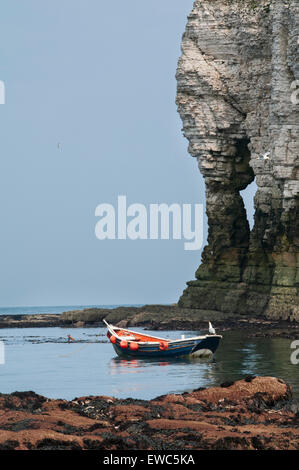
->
0, 0, 256, 306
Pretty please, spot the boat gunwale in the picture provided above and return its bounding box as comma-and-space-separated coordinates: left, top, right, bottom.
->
105, 322, 222, 345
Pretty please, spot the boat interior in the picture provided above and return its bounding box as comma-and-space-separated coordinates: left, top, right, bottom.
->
112, 328, 166, 343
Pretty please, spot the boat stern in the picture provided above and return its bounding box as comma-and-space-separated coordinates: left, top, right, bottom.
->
191, 335, 221, 357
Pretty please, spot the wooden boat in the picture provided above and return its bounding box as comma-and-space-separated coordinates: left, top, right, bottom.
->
104, 320, 221, 358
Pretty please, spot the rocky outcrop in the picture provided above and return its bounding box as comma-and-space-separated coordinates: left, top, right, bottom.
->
2, 306, 299, 335
59, 305, 299, 336
0, 377, 298, 450
176, 0, 299, 321
0, 314, 62, 328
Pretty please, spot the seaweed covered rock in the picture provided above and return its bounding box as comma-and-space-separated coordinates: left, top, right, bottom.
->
0, 377, 298, 450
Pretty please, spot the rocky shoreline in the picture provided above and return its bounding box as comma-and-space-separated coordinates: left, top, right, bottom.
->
0, 314, 62, 329
0, 376, 298, 450
0, 305, 298, 339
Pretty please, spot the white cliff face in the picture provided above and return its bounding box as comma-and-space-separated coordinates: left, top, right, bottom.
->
176, 0, 299, 321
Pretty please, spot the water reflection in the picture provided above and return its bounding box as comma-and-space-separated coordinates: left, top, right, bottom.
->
107, 329, 298, 399
0, 327, 297, 400
110, 355, 213, 373
108, 355, 217, 397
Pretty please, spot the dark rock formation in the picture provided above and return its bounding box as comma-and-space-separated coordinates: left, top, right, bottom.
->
176, 0, 299, 321
0, 314, 62, 328
0, 377, 298, 450
60, 305, 299, 336
2, 306, 299, 337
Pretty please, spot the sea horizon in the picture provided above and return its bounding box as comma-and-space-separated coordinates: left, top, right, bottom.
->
0, 304, 146, 316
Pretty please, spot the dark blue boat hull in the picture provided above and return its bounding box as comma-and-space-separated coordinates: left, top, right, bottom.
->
112, 335, 221, 358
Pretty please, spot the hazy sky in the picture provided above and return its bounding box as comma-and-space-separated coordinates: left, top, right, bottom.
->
0, 0, 256, 307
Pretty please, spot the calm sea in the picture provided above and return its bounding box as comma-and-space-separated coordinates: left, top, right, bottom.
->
0, 324, 298, 400
0, 305, 141, 316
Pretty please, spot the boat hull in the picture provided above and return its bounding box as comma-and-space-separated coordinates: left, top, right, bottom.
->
112, 335, 221, 358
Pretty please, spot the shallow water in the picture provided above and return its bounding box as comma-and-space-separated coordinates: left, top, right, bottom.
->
0, 327, 298, 400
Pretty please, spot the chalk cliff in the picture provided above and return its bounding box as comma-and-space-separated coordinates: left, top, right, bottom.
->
176, 0, 299, 320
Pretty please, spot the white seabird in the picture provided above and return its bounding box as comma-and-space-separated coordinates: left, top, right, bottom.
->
208, 321, 216, 335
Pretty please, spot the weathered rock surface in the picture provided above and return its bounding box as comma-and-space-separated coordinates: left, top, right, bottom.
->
2, 306, 299, 337
0, 314, 62, 329
0, 377, 297, 450
60, 305, 299, 337
176, 0, 299, 321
